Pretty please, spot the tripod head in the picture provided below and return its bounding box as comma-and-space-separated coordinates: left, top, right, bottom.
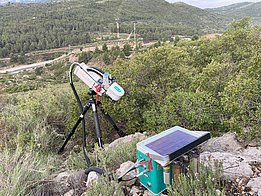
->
88, 89, 97, 96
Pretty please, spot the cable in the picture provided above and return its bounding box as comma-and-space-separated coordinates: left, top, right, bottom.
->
69, 62, 91, 168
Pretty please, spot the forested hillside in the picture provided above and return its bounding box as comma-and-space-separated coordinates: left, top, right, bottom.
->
208, 1, 261, 25
0, 0, 45, 5
0, 0, 228, 57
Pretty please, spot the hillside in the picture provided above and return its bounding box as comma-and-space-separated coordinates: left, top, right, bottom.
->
0, 19, 260, 195
208, 1, 261, 25
0, 0, 45, 5
0, 0, 228, 57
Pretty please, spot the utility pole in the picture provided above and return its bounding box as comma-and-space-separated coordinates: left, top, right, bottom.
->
133, 22, 137, 49
116, 18, 120, 46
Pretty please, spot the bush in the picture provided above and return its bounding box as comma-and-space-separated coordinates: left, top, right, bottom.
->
66, 136, 141, 171
0, 147, 59, 196
83, 175, 123, 196
100, 21, 261, 139
168, 162, 225, 196
0, 84, 72, 151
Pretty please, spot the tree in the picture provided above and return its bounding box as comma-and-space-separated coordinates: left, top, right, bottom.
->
10, 54, 18, 63
78, 52, 93, 63
102, 43, 108, 52
122, 44, 132, 56
103, 52, 110, 65
231, 17, 250, 30
94, 46, 101, 54
174, 36, 180, 43
192, 34, 199, 41
17, 54, 26, 64
0, 48, 8, 58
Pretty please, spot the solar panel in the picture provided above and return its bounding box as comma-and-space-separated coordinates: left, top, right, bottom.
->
137, 126, 210, 166
145, 130, 197, 156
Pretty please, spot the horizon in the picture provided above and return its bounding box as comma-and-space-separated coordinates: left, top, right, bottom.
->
0, 0, 261, 8
166, 0, 261, 8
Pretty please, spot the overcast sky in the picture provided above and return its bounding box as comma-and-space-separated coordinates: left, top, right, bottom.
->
166, 0, 261, 8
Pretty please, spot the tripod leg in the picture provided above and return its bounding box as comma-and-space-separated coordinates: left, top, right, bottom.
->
58, 102, 91, 154
97, 101, 125, 137
91, 102, 103, 148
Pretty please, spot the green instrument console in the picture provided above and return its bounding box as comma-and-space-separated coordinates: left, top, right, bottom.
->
136, 126, 210, 195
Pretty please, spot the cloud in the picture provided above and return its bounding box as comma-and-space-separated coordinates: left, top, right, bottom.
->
166, 0, 261, 8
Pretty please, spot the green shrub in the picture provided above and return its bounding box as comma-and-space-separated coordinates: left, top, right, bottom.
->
0, 84, 72, 151
99, 21, 261, 139
143, 91, 223, 134
83, 175, 124, 196
66, 137, 141, 171
168, 162, 225, 196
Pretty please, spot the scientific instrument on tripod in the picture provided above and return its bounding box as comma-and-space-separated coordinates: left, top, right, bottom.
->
58, 62, 125, 174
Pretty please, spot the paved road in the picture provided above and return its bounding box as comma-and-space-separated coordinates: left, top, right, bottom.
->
0, 41, 156, 74
0, 44, 121, 74
0, 54, 68, 74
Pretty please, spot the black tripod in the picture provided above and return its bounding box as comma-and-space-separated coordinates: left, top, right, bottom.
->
58, 90, 125, 154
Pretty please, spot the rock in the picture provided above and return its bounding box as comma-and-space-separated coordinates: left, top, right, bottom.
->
242, 147, 261, 162
200, 151, 254, 180
216, 189, 221, 196
246, 177, 261, 195
201, 133, 242, 153
31, 181, 70, 196
64, 189, 74, 196
32, 171, 72, 195
108, 132, 146, 148
143, 190, 167, 196
53, 171, 70, 185
130, 186, 142, 196
116, 161, 137, 186
67, 170, 87, 188
225, 162, 254, 179
245, 140, 261, 148
35, 170, 87, 196
143, 190, 154, 196
86, 171, 99, 188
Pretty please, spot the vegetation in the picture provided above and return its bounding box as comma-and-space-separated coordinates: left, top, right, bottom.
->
0, 0, 228, 57
0, 62, 69, 93
168, 162, 225, 196
84, 175, 124, 196
209, 2, 261, 25
0, 44, 130, 93
100, 18, 261, 140
0, 18, 260, 195
66, 137, 140, 171
0, 148, 60, 195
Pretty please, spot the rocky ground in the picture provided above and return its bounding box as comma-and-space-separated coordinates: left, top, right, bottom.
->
200, 133, 261, 196
32, 133, 261, 196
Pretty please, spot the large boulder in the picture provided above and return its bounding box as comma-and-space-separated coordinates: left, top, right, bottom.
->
67, 170, 87, 192
201, 132, 242, 152
200, 150, 258, 180
108, 132, 147, 148
201, 144, 261, 195
31, 170, 88, 196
